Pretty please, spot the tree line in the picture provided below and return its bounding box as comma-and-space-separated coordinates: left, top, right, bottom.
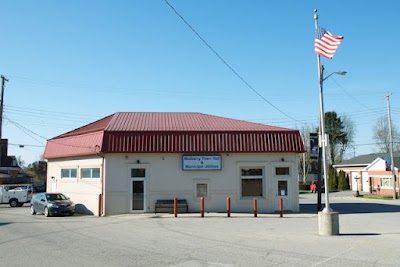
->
299, 111, 397, 188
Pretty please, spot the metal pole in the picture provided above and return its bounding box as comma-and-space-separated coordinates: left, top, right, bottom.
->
253, 198, 257, 217
303, 153, 307, 183
314, 10, 332, 212
386, 94, 397, 199
0, 75, 9, 168
0, 75, 8, 138
317, 147, 322, 211
315, 11, 323, 212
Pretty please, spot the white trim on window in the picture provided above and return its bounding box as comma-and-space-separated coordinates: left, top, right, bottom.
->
240, 167, 264, 198
61, 168, 78, 179
80, 167, 101, 180
380, 177, 391, 188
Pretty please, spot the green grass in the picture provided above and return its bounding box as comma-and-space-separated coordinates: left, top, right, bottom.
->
361, 194, 396, 200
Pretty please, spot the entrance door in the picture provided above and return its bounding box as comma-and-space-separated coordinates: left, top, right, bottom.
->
362, 172, 369, 193
51, 180, 57, 193
131, 178, 145, 212
275, 180, 291, 211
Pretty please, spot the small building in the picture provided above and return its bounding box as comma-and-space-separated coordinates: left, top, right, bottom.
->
0, 139, 32, 185
43, 112, 304, 216
334, 153, 400, 196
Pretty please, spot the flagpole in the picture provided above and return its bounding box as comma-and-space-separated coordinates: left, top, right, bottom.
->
314, 9, 339, 236
314, 9, 332, 212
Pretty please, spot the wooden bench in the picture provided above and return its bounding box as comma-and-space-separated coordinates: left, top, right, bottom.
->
155, 199, 189, 213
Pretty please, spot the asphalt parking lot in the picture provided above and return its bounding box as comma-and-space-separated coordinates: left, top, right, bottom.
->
1, 192, 400, 267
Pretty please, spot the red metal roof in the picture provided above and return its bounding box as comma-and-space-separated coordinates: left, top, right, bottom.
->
44, 132, 104, 159
44, 112, 304, 159
105, 112, 293, 132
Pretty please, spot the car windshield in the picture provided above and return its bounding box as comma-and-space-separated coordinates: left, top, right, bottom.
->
46, 194, 68, 201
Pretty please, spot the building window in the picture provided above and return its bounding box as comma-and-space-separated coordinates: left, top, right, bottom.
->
278, 180, 288, 196
131, 168, 145, 178
196, 183, 208, 197
81, 168, 100, 178
61, 168, 77, 178
381, 177, 391, 188
241, 168, 263, 197
276, 167, 290, 176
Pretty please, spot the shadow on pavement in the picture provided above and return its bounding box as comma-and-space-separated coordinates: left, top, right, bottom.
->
339, 233, 381, 236
301, 203, 400, 214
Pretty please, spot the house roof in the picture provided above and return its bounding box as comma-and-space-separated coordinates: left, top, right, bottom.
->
335, 152, 400, 167
44, 112, 305, 159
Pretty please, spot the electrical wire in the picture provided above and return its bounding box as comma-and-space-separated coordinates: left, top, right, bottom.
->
5, 117, 96, 149
9, 143, 45, 148
5, 117, 46, 145
164, 0, 301, 124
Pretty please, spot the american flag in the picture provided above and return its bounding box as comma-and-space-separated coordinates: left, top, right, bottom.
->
315, 26, 343, 59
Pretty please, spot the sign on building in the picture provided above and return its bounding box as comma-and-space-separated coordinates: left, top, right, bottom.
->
182, 155, 222, 170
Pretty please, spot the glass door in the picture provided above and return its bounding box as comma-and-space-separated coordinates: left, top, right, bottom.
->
131, 178, 145, 212
275, 180, 291, 211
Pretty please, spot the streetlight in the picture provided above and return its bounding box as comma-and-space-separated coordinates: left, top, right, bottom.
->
318, 65, 346, 212
354, 176, 360, 197
323, 70, 347, 81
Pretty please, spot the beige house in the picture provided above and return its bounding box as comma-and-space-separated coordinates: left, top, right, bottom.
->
43, 112, 304, 216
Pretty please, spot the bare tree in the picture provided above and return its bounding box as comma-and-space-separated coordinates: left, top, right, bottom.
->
373, 115, 400, 153
337, 115, 356, 162
16, 156, 25, 168
298, 124, 316, 183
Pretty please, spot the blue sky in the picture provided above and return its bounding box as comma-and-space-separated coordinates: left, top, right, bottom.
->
1, 0, 399, 164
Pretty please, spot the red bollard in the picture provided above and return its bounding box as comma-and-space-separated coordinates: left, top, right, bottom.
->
227, 197, 231, 217
280, 198, 283, 218
253, 198, 257, 217
174, 197, 178, 218
200, 197, 204, 217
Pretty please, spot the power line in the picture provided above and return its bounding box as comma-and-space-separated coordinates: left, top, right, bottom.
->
5, 104, 101, 120
4, 117, 46, 144
5, 117, 95, 150
7, 74, 255, 99
9, 143, 45, 148
325, 70, 374, 111
164, 0, 301, 123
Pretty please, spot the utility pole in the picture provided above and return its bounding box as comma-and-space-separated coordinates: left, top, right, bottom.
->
303, 153, 306, 182
386, 93, 397, 199
0, 75, 9, 167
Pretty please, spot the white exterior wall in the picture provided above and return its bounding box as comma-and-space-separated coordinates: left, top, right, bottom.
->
47, 156, 103, 215
368, 158, 386, 171
362, 171, 369, 193
104, 153, 299, 216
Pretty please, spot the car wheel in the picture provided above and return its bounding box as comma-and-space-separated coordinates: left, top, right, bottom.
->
69, 212, 75, 216
44, 207, 50, 217
9, 199, 18, 207
30, 206, 36, 215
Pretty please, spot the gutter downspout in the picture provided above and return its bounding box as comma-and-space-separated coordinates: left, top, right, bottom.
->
96, 152, 105, 217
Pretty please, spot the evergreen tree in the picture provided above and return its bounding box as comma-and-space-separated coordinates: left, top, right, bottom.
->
338, 170, 347, 191
345, 173, 350, 190
328, 165, 338, 191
